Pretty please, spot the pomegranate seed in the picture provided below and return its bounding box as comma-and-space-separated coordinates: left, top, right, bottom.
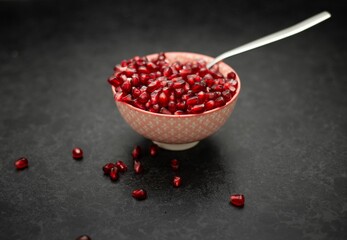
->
121, 79, 132, 93
174, 110, 184, 115
15, 157, 28, 170
131, 74, 140, 87
230, 194, 245, 207
186, 96, 199, 106
211, 84, 224, 92
149, 144, 158, 157
147, 80, 160, 92
173, 176, 182, 187
190, 104, 205, 114
172, 79, 185, 89
205, 100, 215, 111
131, 145, 141, 159
171, 159, 179, 171
138, 66, 149, 74
121, 94, 133, 104
149, 104, 160, 113
160, 107, 171, 115
197, 91, 206, 103
191, 82, 205, 93
138, 92, 149, 103
163, 67, 173, 77
222, 90, 232, 102
115, 161, 127, 172
125, 67, 136, 77
107, 75, 122, 87
134, 160, 143, 174
168, 101, 176, 113
179, 68, 192, 77
75, 235, 92, 240
158, 92, 169, 107
132, 189, 147, 200
72, 147, 83, 159
102, 163, 116, 175
132, 87, 141, 99
227, 71, 236, 80
110, 167, 119, 181
214, 96, 226, 107
146, 62, 158, 71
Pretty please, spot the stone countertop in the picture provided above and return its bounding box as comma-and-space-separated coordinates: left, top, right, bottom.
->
0, 0, 346, 239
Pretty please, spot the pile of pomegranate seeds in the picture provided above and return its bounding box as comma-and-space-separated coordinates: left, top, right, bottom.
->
108, 52, 238, 114
15, 157, 29, 170
72, 147, 83, 159
230, 194, 245, 207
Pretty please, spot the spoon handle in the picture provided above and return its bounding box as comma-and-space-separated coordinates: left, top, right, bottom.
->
207, 11, 331, 68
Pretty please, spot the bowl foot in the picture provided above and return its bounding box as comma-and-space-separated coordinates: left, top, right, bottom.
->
153, 141, 199, 151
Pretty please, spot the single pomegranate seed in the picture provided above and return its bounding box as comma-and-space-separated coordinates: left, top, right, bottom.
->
108, 75, 122, 87
149, 144, 158, 157
230, 194, 245, 207
163, 67, 173, 77
131, 74, 140, 86
115, 161, 128, 172
214, 96, 226, 107
146, 62, 158, 71
149, 104, 160, 113
125, 67, 136, 77
186, 96, 199, 106
138, 92, 149, 103
160, 107, 171, 115
197, 91, 206, 103
171, 159, 179, 171
174, 110, 184, 115
102, 163, 116, 175
134, 160, 143, 174
72, 147, 83, 159
168, 101, 176, 113
172, 79, 185, 89
121, 79, 132, 93
131, 145, 141, 159
75, 235, 92, 240
132, 189, 147, 200
173, 176, 182, 187
205, 100, 215, 111
190, 104, 205, 114
222, 90, 232, 102
15, 157, 28, 170
227, 71, 236, 80
121, 94, 132, 104
147, 80, 160, 93
158, 92, 169, 107
138, 66, 149, 74
191, 82, 205, 93
110, 167, 119, 181
211, 84, 224, 92
132, 87, 141, 99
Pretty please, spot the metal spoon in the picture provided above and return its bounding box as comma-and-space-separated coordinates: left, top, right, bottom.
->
207, 11, 331, 69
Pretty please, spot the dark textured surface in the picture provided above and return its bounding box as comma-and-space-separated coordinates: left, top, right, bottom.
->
1, 0, 347, 239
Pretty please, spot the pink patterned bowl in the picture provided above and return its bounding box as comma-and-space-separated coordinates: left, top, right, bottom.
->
112, 52, 241, 151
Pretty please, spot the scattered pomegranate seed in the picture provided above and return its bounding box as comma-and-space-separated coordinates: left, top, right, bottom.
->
173, 176, 182, 187
72, 147, 83, 159
171, 159, 179, 171
230, 194, 245, 207
133, 160, 143, 174
102, 163, 116, 175
131, 145, 141, 159
75, 235, 91, 240
149, 144, 158, 157
15, 157, 28, 170
109, 53, 238, 114
132, 189, 147, 200
110, 167, 119, 181
115, 161, 127, 172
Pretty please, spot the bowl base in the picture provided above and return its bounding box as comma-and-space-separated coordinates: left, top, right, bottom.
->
153, 141, 199, 151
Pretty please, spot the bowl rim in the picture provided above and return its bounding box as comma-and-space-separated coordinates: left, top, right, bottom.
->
112, 51, 241, 118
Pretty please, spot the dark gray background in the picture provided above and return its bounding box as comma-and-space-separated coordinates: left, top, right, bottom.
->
1, 0, 346, 239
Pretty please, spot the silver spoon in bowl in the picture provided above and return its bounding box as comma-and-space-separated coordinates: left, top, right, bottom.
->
207, 11, 331, 69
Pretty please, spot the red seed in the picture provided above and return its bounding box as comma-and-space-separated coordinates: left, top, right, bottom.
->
72, 147, 83, 159
197, 91, 206, 103
15, 157, 28, 170
227, 71, 236, 80
149, 144, 158, 157
230, 194, 245, 207
134, 160, 143, 174
110, 167, 119, 181
190, 104, 205, 114
205, 100, 215, 111
102, 163, 116, 175
115, 161, 128, 172
163, 67, 173, 77
172, 79, 185, 89
222, 90, 232, 102
132, 87, 141, 99
147, 80, 160, 93
158, 92, 169, 107
131, 145, 141, 159
191, 82, 205, 93
186, 96, 199, 106
214, 96, 226, 107
121, 79, 132, 93
125, 67, 136, 77
138, 92, 149, 103
171, 159, 179, 171
138, 65, 149, 74
132, 189, 147, 200
173, 176, 182, 187
75, 235, 92, 240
